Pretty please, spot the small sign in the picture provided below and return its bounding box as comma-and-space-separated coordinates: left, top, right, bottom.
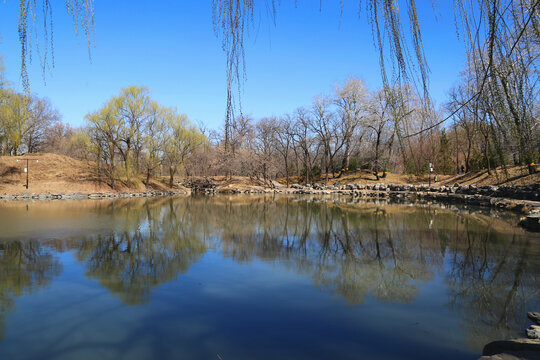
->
24, 168, 27, 173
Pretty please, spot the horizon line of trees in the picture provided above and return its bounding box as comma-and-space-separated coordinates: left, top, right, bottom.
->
0, 55, 538, 189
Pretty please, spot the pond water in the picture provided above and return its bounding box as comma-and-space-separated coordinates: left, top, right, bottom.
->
0, 195, 539, 360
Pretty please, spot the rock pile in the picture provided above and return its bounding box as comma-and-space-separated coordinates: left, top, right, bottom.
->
279, 182, 540, 201
183, 178, 217, 192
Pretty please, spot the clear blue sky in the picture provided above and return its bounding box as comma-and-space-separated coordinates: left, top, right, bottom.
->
0, 0, 466, 129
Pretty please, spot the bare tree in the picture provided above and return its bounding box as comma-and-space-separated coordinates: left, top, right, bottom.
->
334, 77, 368, 170
274, 115, 295, 187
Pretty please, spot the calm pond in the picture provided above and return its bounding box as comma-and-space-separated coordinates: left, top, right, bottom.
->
0, 195, 539, 360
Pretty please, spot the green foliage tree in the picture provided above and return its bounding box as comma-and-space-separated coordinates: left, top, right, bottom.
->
163, 110, 205, 187
84, 86, 205, 189
436, 129, 454, 174
0, 89, 60, 156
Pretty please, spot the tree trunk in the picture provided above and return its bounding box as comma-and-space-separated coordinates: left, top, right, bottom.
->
169, 166, 175, 187
284, 156, 290, 187
375, 129, 382, 176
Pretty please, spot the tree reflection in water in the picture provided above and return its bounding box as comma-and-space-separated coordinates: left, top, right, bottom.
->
74, 198, 207, 305
171, 196, 539, 344
446, 216, 539, 347
0, 241, 62, 340
0, 195, 538, 349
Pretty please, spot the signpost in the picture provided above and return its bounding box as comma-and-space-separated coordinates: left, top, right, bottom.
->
428, 162, 433, 187
16, 158, 39, 190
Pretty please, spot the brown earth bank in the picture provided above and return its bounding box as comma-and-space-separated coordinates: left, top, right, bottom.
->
0, 153, 188, 195
1, 153, 538, 195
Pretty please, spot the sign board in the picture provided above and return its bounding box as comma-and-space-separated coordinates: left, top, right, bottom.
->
24, 168, 27, 173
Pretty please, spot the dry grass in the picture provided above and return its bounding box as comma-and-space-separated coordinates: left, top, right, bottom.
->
278, 166, 539, 187
0, 153, 179, 194
1, 153, 538, 195
438, 165, 540, 186
278, 171, 437, 186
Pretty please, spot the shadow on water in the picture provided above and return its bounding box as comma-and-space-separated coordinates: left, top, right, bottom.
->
0, 194, 539, 358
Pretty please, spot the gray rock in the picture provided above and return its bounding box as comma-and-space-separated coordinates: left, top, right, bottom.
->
527, 325, 540, 340
529, 312, 540, 325
483, 339, 540, 358
479, 354, 537, 360
520, 214, 540, 232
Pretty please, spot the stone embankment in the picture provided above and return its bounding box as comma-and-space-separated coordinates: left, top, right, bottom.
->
0, 190, 187, 201
480, 311, 540, 360
192, 181, 540, 211
192, 181, 539, 200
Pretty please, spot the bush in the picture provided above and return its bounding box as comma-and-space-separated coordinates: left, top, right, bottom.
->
301, 164, 321, 180
348, 158, 359, 172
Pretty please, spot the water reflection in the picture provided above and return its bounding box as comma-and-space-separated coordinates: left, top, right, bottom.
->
446, 227, 537, 347
74, 199, 207, 305
0, 241, 62, 340
0, 195, 538, 355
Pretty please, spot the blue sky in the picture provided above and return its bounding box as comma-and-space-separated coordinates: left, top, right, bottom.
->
0, 1, 466, 129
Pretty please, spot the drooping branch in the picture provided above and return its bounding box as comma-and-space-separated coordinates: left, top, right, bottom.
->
17, 0, 94, 91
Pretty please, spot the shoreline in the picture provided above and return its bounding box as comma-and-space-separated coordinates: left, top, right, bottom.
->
1, 183, 539, 231
0, 190, 188, 201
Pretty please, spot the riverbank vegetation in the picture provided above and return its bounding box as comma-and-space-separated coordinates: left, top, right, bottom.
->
1, 73, 538, 190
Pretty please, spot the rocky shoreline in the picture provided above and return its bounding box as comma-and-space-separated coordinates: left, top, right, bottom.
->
193, 181, 540, 201
192, 181, 540, 224
0, 190, 187, 201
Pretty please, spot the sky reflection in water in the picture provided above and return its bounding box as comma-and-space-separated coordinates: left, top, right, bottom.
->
0, 195, 539, 360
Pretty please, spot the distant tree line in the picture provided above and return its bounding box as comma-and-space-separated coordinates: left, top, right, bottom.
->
189, 78, 458, 186
187, 74, 537, 185
0, 82, 206, 189
0, 77, 537, 189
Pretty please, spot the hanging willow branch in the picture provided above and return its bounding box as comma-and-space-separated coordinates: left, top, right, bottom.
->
14, 0, 538, 145
211, 0, 539, 138
17, 0, 94, 91
211, 0, 431, 128
212, 0, 256, 151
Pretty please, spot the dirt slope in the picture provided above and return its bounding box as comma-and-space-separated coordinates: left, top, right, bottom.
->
1, 153, 538, 195
0, 153, 175, 194
280, 166, 539, 187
